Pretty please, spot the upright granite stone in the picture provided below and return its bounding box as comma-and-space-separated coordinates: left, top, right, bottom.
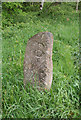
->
23, 32, 53, 90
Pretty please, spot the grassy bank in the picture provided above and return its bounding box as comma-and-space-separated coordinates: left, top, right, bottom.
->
2, 3, 80, 118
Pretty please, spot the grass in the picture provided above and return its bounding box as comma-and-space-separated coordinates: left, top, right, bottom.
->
2, 3, 80, 118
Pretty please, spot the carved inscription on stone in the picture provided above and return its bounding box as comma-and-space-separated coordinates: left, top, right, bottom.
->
23, 32, 53, 90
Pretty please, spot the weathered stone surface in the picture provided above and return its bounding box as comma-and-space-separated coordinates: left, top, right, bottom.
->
23, 32, 53, 90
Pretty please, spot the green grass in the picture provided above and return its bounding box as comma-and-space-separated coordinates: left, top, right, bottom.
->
2, 3, 80, 118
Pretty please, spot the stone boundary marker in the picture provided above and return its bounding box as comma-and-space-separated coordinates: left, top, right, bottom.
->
23, 32, 53, 90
